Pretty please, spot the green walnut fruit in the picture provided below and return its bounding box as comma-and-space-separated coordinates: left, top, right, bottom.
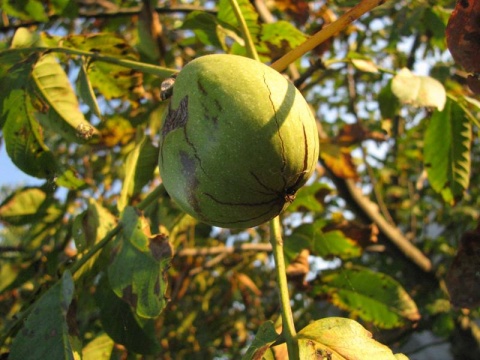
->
158, 54, 319, 228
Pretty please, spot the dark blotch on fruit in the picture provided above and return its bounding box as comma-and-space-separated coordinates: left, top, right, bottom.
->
162, 96, 189, 136
460, 0, 470, 9
180, 151, 201, 214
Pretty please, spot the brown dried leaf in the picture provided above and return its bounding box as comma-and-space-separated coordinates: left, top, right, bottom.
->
446, 0, 480, 74
286, 249, 310, 277
323, 220, 379, 248
274, 0, 310, 24
235, 272, 262, 296
320, 142, 359, 180
335, 123, 387, 146
446, 226, 480, 309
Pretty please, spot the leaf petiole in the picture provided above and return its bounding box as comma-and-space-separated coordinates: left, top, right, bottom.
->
228, 0, 260, 61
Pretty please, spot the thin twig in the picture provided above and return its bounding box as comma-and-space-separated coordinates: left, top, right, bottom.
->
0, 5, 217, 33
344, 62, 396, 225
361, 148, 396, 225
0, 245, 25, 253
341, 177, 432, 272
271, 0, 388, 72
0, 47, 176, 78
188, 253, 228, 276
177, 243, 272, 257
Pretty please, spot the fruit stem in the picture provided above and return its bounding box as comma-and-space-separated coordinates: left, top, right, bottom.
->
270, 0, 388, 72
228, 0, 260, 61
269, 216, 299, 359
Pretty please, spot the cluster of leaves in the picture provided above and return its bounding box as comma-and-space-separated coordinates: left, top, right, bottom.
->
0, 0, 480, 359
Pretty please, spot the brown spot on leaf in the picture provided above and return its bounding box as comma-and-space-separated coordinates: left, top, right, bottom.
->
67, 300, 80, 337
45, 328, 57, 339
148, 234, 173, 261
252, 345, 270, 360
122, 285, 138, 308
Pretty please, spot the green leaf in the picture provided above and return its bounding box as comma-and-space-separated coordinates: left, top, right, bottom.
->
2, 0, 49, 22
241, 321, 279, 360
424, 98, 471, 205
218, 0, 260, 39
86, 61, 144, 100
297, 317, 409, 359
33, 54, 98, 142
256, 21, 307, 60
76, 58, 102, 118
287, 219, 363, 261
51, 0, 79, 17
349, 53, 379, 73
284, 224, 313, 265
462, 96, 480, 128
313, 230, 363, 260
378, 80, 401, 119
55, 168, 87, 190
0, 33, 38, 129
3, 89, 58, 179
10, 27, 42, 48
8, 28, 97, 142
10, 204, 63, 251
10, 271, 75, 360
261, 21, 306, 47
0, 187, 49, 225
0, 263, 21, 293
64, 34, 144, 101
82, 333, 114, 360
288, 182, 329, 212
0, 51, 24, 86
108, 206, 173, 318
72, 199, 117, 279
423, 6, 448, 50
181, 11, 227, 49
118, 137, 159, 212
73, 198, 117, 252
95, 277, 161, 355
63, 33, 139, 59
391, 68, 446, 110
136, 12, 161, 62
313, 266, 420, 328
0, 49, 38, 130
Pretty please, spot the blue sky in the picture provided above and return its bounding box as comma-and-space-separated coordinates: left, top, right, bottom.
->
0, 144, 43, 189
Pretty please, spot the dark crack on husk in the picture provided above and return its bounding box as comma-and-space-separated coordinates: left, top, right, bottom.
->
162, 95, 189, 137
